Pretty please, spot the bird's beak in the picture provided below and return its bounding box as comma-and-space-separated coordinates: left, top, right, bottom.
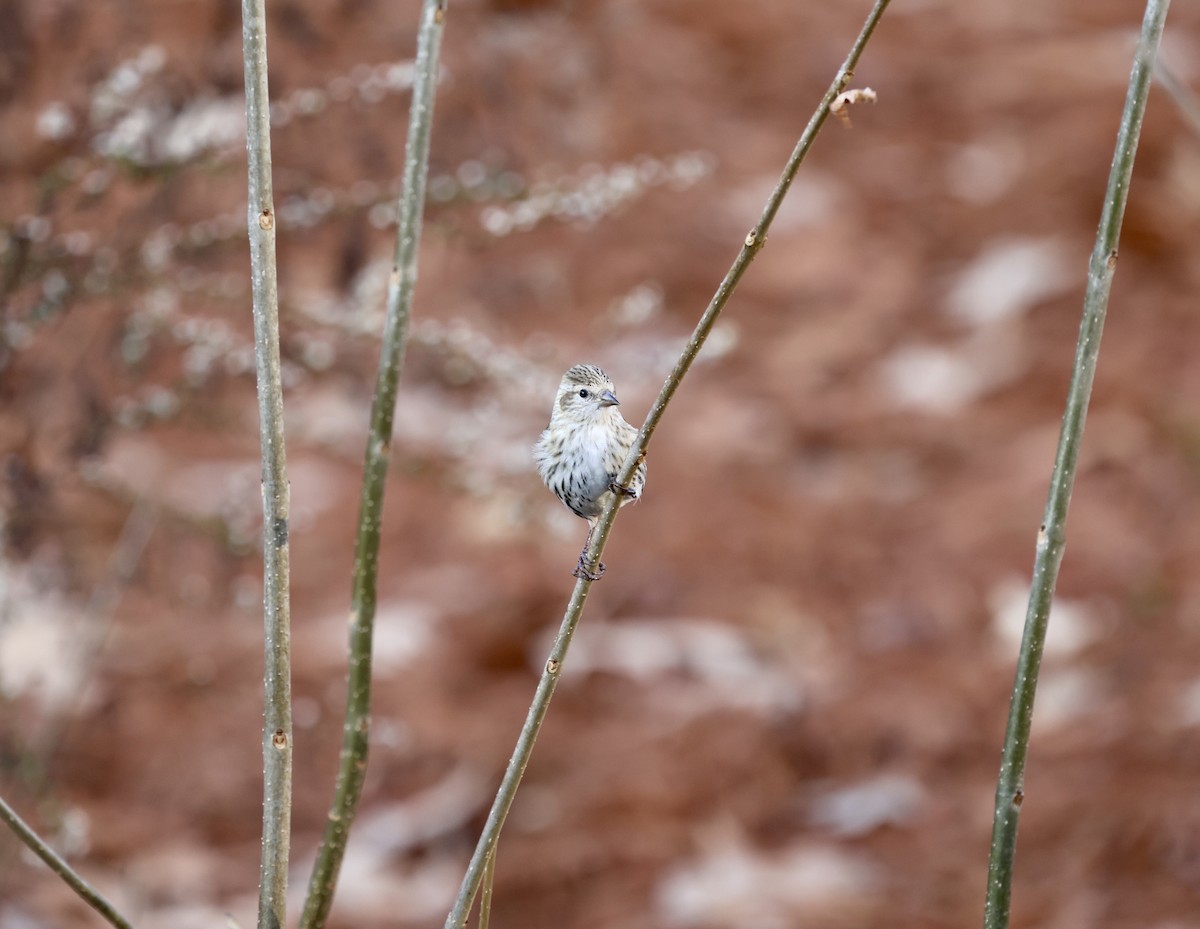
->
600, 390, 620, 407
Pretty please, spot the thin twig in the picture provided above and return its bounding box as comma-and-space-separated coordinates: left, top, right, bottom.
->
982, 3, 1170, 928
0, 507, 155, 922
442, 3, 893, 926
240, 2, 293, 929
299, 2, 447, 927
478, 846, 496, 929
1153, 56, 1200, 141
37, 503, 158, 763
0, 795, 136, 929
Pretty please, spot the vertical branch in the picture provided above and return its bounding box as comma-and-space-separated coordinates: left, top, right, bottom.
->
982, 2, 1170, 928
442, 2, 893, 927
0, 796, 136, 929
240, 3, 293, 929
299, 2, 447, 927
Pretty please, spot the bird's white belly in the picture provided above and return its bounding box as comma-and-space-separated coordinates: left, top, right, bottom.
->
564, 423, 614, 497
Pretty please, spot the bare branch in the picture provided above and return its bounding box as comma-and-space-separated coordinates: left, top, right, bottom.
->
443, 2, 895, 926
983, 3, 1172, 928
240, 1, 294, 927
0, 795, 136, 929
299, 2, 448, 927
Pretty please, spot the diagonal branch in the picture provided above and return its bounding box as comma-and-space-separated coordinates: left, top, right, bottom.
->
299, 2, 448, 928
240, 2, 293, 928
442, 2, 894, 926
0, 794, 136, 929
982, 2, 1171, 928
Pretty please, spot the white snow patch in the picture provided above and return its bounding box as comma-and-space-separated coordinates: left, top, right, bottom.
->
0, 565, 88, 711
809, 774, 925, 837
1031, 667, 1104, 733
658, 836, 880, 927
989, 576, 1101, 659
371, 601, 437, 672
880, 344, 989, 414
944, 238, 1074, 327
159, 97, 244, 163
1177, 678, 1200, 727
550, 618, 802, 714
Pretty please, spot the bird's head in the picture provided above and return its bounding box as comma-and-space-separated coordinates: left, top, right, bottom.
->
554, 364, 621, 421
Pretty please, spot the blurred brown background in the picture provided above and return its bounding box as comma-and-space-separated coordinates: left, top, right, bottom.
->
3, 0, 1200, 927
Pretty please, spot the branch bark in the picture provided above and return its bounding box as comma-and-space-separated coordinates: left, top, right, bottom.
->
299, 2, 447, 927
0, 795, 136, 929
443, 3, 894, 926
982, 3, 1171, 927
240, 2, 293, 928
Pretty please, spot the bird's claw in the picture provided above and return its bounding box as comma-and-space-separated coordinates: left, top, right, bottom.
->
608, 480, 637, 498
573, 556, 606, 581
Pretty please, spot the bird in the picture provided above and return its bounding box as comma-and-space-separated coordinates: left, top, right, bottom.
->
534, 364, 647, 580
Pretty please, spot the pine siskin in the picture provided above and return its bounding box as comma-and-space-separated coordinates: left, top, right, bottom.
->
534, 364, 647, 580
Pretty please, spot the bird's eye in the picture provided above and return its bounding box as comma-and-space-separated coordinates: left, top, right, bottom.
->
578, 389, 590, 399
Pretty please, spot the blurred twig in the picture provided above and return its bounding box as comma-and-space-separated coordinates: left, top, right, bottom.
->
299, 2, 447, 928
240, 2, 294, 929
442, 2, 894, 926
36, 502, 158, 763
478, 847, 496, 929
982, 3, 1170, 928
1154, 56, 1200, 140
0, 795, 136, 929
0, 505, 155, 924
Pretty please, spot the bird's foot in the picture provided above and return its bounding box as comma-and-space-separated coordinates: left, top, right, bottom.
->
608, 480, 638, 499
573, 554, 606, 581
